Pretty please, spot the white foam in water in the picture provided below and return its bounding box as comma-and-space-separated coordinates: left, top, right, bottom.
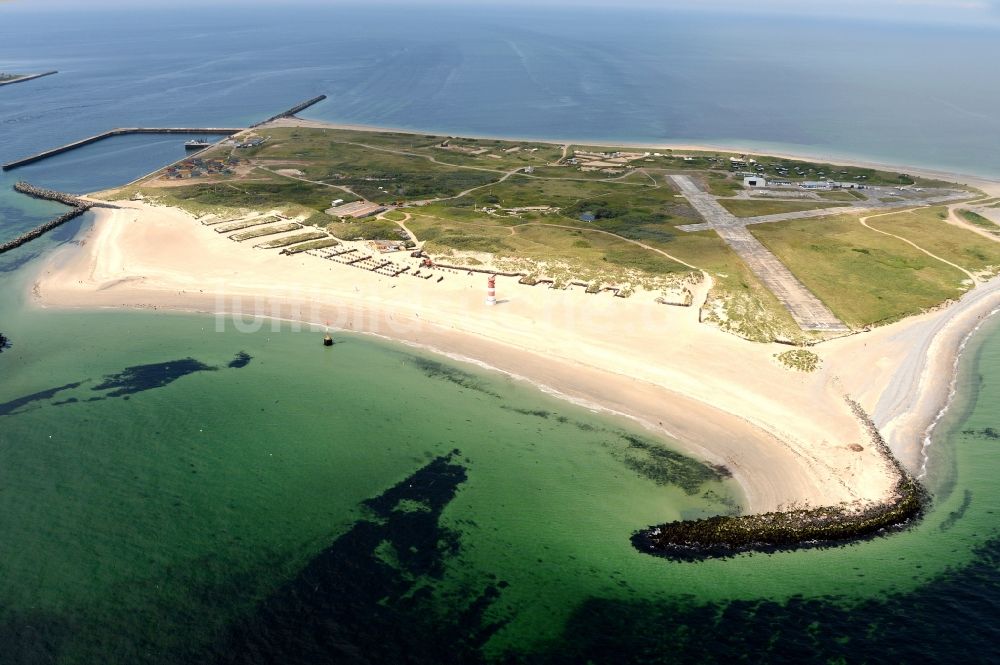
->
918, 304, 1000, 479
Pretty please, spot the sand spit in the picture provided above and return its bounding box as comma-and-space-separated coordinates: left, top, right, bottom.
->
30, 200, 998, 524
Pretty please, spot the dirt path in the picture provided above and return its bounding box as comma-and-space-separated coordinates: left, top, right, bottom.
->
941, 197, 1000, 242
334, 140, 508, 175
258, 166, 359, 198
510, 221, 704, 273
379, 211, 417, 241
859, 207, 979, 284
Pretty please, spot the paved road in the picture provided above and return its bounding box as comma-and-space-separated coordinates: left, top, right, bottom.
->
677, 190, 974, 232
670, 175, 848, 332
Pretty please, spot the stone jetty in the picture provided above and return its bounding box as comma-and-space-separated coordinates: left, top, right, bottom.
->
3, 93, 328, 170
631, 397, 924, 561
252, 95, 328, 127
0, 182, 118, 256
0, 71, 58, 88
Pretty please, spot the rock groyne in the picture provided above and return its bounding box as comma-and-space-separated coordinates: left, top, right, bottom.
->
0, 183, 118, 256
253, 95, 328, 127
13, 182, 117, 209
0, 71, 58, 88
0, 207, 90, 256
632, 397, 925, 560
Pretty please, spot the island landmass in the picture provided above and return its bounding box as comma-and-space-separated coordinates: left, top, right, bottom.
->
29, 116, 1000, 559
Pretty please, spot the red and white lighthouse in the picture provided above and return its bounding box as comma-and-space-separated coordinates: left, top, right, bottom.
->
486, 274, 497, 306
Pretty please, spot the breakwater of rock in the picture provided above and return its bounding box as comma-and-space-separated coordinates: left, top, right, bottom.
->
632, 397, 925, 561
13, 182, 117, 209
0, 71, 58, 88
0, 183, 118, 255
253, 95, 328, 127
0, 207, 90, 256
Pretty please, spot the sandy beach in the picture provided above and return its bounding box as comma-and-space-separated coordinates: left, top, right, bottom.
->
29, 195, 1000, 516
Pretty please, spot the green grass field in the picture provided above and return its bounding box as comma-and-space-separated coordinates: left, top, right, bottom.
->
718, 199, 845, 218
322, 217, 407, 241
868, 208, 1000, 276
161, 178, 336, 212
117, 125, 975, 342
752, 213, 972, 327
704, 173, 743, 197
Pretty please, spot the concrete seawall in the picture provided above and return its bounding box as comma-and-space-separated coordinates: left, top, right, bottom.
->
3, 93, 328, 171
0, 71, 58, 88
2, 128, 243, 171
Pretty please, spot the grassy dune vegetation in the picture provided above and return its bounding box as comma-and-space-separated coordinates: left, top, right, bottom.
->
752, 213, 973, 327
122, 125, 979, 342
322, 217, 405, 241
166, 179, 338, 211
959, 208, 999, 231
231, 223, 301, 242
280, 238, 341, 254
255, 231, 329, 249
232, 128, 522, 201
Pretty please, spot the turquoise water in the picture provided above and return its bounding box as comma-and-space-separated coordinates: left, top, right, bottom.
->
0, 276, 742, 661
1, 6, 999, 181
2, 263, 999, 662
2, 4, 1000, 662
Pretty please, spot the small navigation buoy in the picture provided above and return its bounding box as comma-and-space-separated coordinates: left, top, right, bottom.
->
323, 333, 334, 347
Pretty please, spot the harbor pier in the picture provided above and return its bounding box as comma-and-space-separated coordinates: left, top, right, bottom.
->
0, 71, 58, 88
2, 128, 243, 171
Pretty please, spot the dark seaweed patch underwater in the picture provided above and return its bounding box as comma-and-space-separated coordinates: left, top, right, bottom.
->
213, 451, 508, 665
91, 358, 218, 398
2, 451, 1000, 665
0, 352, 252, 416
211, 460, 1000, 664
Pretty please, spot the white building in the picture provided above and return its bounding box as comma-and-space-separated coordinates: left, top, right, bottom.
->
743, 176, 767, 188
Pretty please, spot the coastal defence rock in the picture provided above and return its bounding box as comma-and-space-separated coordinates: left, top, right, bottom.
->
0, 182, 119, 256
12, 182, 118, 209
0, 70, 58, 88
632, 398, 926, 560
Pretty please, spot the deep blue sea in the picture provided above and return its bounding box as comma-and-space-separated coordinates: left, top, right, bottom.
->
1, 4, 1000, 663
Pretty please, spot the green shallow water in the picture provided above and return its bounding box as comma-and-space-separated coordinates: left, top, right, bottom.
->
1, 262, 1000, 661
0, 276, 739, 660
